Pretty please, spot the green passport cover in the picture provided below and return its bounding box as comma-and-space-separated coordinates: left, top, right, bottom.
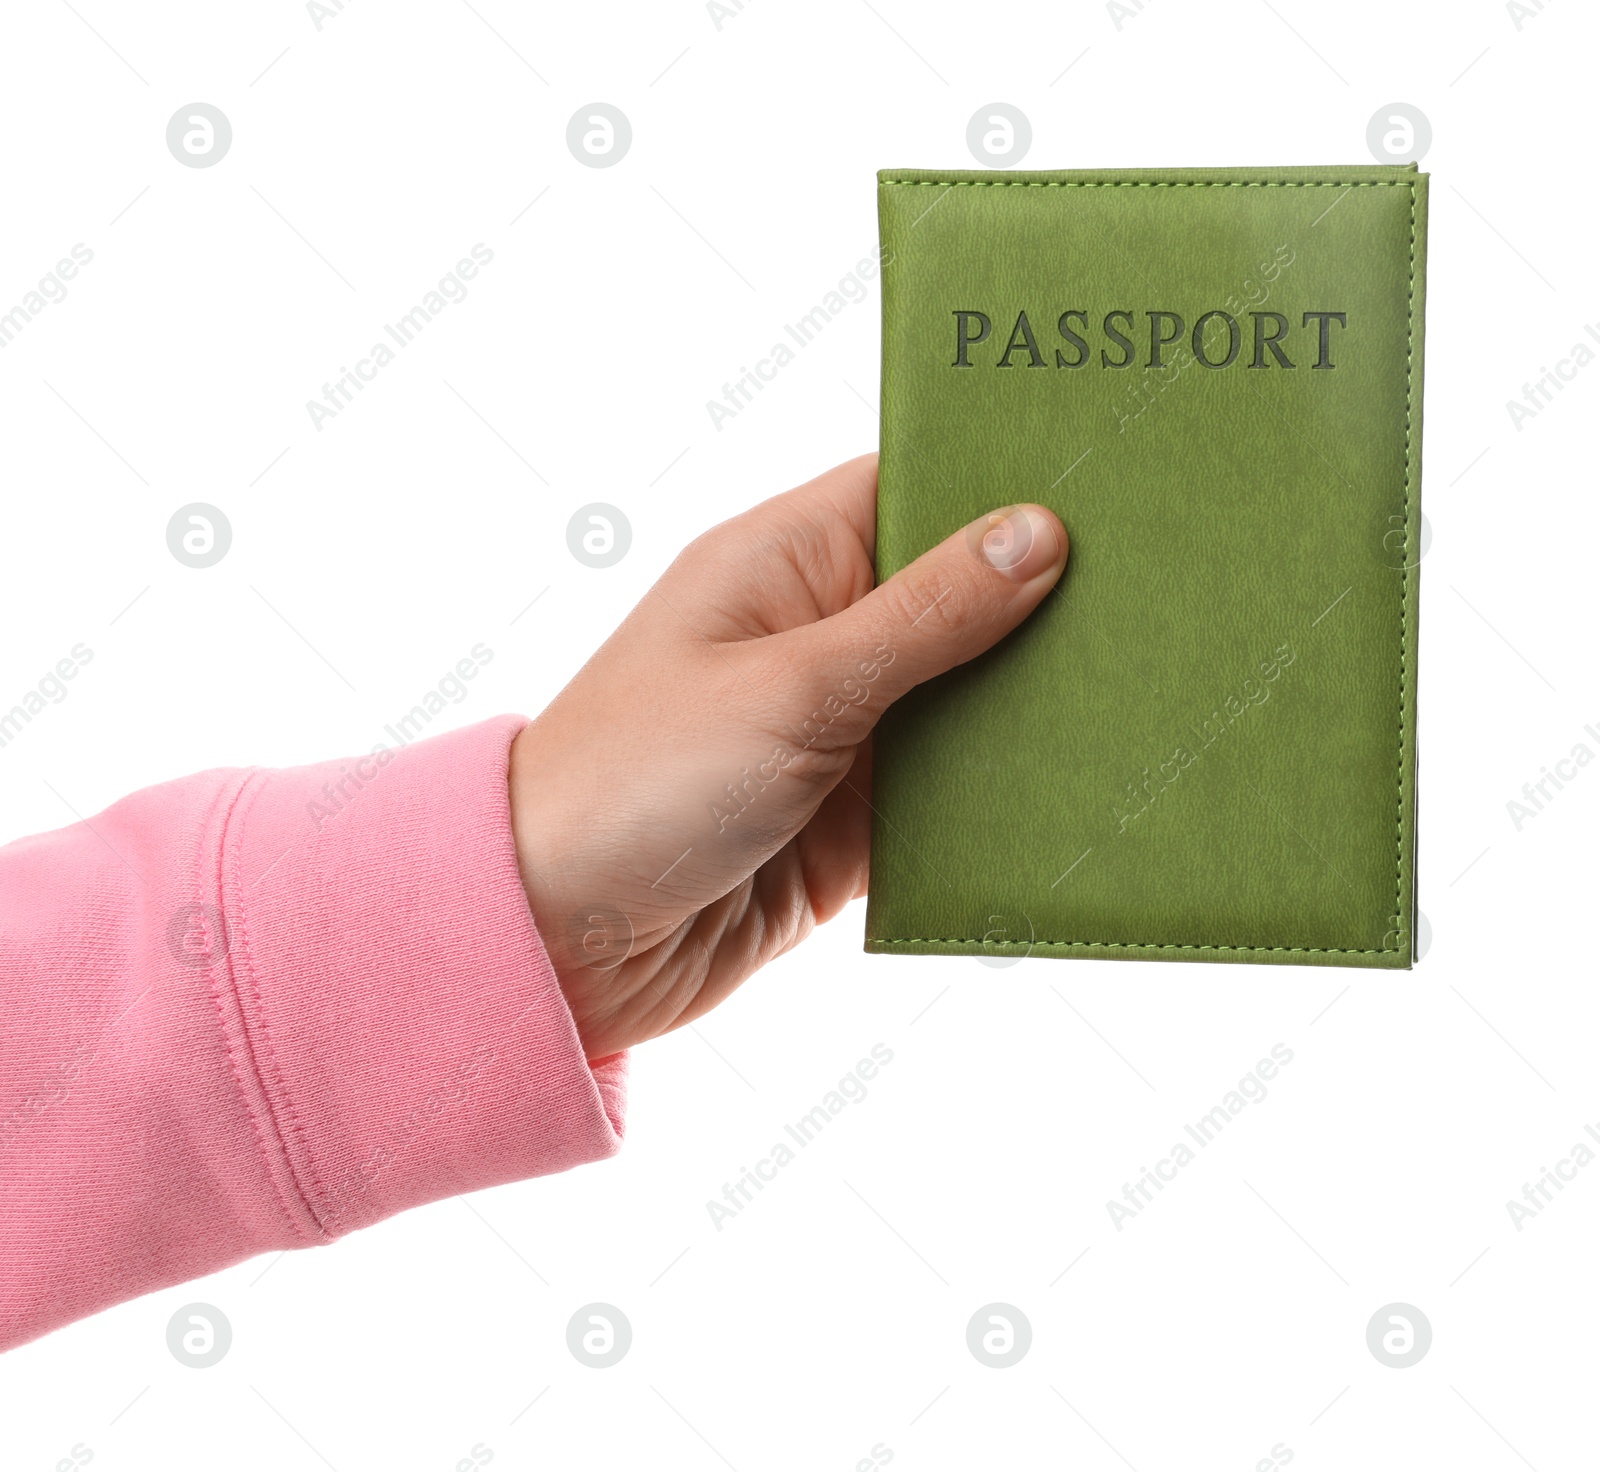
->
864, 164, 1427, 969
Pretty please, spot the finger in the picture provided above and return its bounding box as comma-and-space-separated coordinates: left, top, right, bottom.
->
794, 736, 873, 917
771, 504, 1067, 748
652, 453, 880, 637
776, 450, 880, 558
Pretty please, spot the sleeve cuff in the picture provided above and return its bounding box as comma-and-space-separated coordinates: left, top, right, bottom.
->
216, 713, 626, 1241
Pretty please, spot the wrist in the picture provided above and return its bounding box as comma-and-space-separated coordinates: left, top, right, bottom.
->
507, 722, 585, 1021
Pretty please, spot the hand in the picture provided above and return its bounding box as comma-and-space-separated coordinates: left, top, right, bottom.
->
508, 453, 1068, 1059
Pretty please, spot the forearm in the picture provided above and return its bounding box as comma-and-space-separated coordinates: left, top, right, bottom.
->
0, 714, 625, 1352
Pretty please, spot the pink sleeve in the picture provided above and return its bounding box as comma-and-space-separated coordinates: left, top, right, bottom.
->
0, 713, 625, 1352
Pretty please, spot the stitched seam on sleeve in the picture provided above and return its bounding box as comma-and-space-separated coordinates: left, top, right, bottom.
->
214, 769, 334, 1238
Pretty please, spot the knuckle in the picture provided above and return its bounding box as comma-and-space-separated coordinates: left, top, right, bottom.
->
669, 525, 725, 579
781, 681, 871, 756
776, 737, 856, 787
885, 563, 964, 637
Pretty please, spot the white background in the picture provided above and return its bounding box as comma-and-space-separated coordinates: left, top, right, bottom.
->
1, 1, 1596, 1467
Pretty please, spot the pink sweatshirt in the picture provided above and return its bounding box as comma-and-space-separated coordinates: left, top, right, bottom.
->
0, 714, 626, 1352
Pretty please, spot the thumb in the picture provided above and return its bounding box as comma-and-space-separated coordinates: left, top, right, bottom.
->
778, 504, 1067, 742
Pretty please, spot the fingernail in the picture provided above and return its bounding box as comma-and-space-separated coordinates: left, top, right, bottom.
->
976, 506, 1061, 580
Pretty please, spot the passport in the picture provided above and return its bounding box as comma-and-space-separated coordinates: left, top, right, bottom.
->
864, 165, 1428, 969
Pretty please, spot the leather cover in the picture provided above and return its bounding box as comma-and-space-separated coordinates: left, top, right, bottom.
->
865, 165, 1427, 969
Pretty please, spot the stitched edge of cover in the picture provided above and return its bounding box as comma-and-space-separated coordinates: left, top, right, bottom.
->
1396, 183, 1415, 955
867, 940, 1393, 955
868, 177, 1416, 957
878, 180, 1408, 188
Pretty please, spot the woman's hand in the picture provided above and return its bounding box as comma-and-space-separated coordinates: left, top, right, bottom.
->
508, 452, 1067, 1058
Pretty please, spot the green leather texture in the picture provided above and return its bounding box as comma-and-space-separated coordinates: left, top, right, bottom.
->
865, 164, 1427, 969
